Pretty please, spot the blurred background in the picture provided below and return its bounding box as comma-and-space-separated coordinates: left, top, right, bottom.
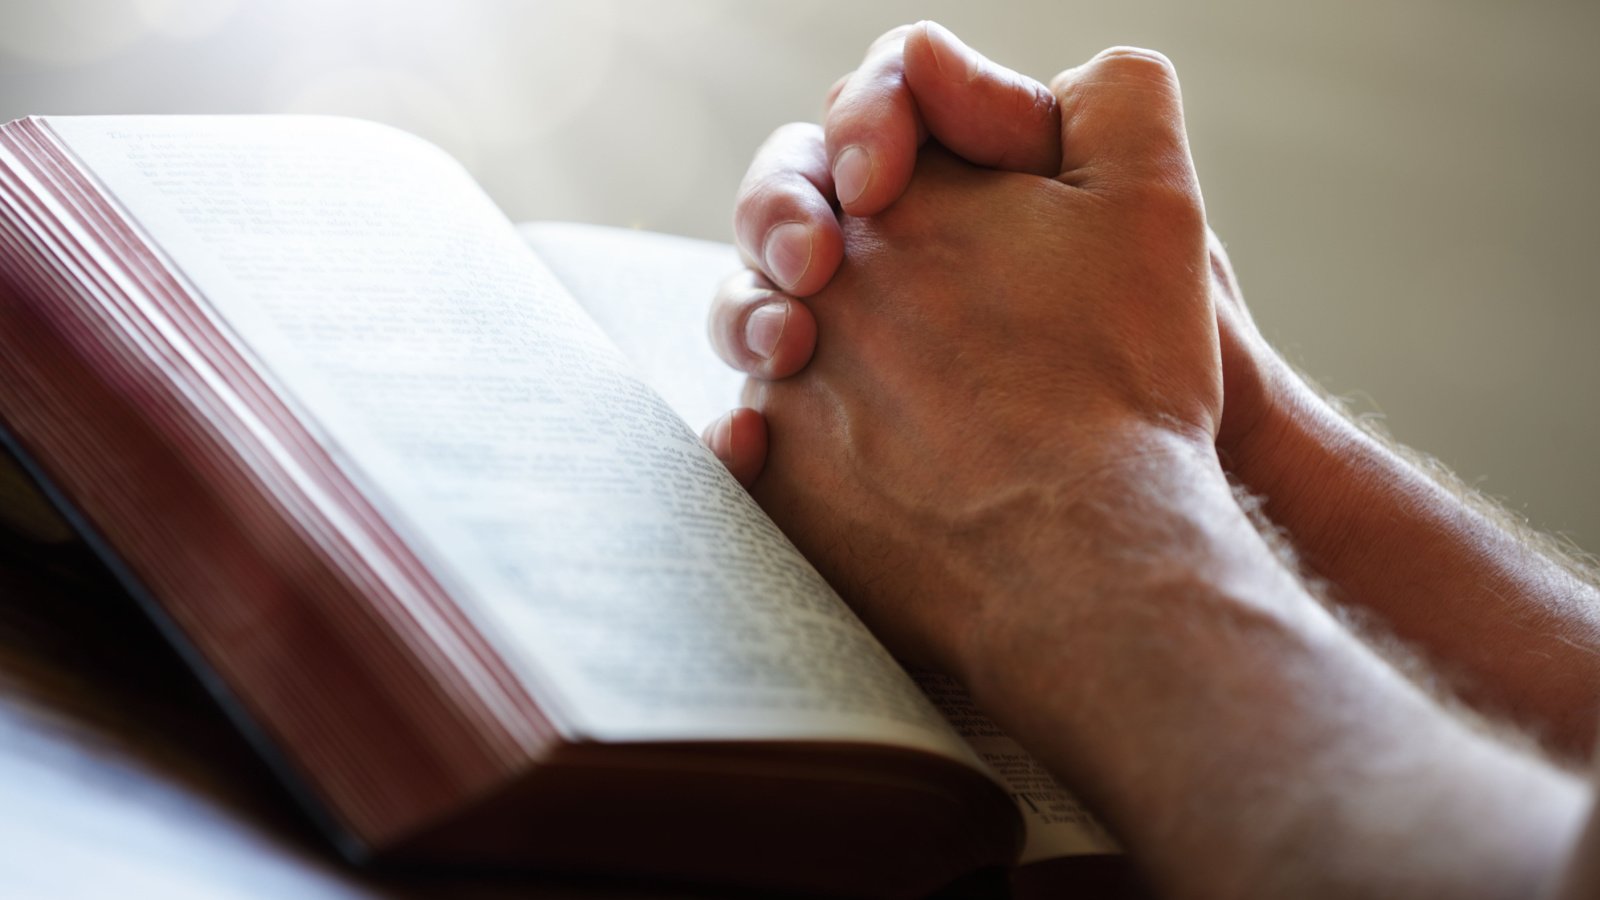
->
1, 0, 1596, 552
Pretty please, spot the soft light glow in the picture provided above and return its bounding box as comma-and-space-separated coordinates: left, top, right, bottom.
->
0, 0, 150, 64
133, 0, 240, 41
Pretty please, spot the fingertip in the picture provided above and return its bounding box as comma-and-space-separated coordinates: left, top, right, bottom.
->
703, 410, 730, 458
708, 270, 770, 372
823, 73, 851, 115
829, 141, 916, 217
765, 215, 843, 297
758, 296, 818, 379
709, 271, 820, 380
728, 408, 769, 487
799, 218, 844, 296
733, 123, 842, 288
740, 295, 818, 380
703, 408, 768, 488
831, 144, 872, 210
760, 221, 813, 292
823, 36, 924, 216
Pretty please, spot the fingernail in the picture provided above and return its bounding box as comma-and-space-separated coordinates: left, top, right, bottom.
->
924, 21, 979, 83
744, 303, 787, 361
709, 413, 734, 467
832, 145, 872, 208
762, 221, 812, 290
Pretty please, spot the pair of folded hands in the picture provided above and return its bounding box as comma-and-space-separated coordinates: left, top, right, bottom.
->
686, 24, 1600, 900
699, 22, 1272, 669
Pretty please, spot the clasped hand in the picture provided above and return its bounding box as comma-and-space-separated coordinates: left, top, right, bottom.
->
702, 24, 1249, 669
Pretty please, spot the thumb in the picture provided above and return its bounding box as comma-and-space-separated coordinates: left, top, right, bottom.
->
1050, 47, 1198, 191
900, 21, 1062, 177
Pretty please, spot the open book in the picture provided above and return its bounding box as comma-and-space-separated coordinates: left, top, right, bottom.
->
0, 116, 1124, 897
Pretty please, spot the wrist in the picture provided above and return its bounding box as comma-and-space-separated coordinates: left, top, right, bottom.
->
951, 426, 1290, 695
1220, 358, 1600, 757
1218, 353, 1375, 547
952, 448, 1590, 899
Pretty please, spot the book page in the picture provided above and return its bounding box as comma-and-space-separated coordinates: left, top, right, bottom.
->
525, 222, 1120, 862
915, 674, 1118, 863
521, 222, 743, 434
41, 116, 975, 760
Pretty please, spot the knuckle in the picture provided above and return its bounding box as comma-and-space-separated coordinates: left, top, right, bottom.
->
994, 83, 1059, 172
737, 123, 825, 224
1205, 226, 1231, 262
828, 66, 903, 121
715, 268, 762, 301
735, 175, 801, 225
867, 23, 916, 54
1202, 228, 1239, 296
1046, 68, 1076, 96
1090, 46, 1179, 87
747, 122, 820, 175
1012, 80, 1060, 134
767, 120, 823, 149
737, 284, 785, 317
1123, 178, 1206, 233
824, 73, 851, 107
714, 278, 778, 328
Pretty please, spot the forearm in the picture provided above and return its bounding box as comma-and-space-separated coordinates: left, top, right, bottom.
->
1227, 365, 1600, 757
958, 434, 1589, 900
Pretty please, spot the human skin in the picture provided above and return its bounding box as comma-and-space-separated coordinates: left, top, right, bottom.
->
703, 44, 1589, 898
708, 21, 1600, 761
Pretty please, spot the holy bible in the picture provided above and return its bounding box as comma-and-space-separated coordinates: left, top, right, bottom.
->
0, 116, 1127, 897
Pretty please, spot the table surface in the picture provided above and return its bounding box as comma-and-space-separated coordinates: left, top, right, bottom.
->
0, 533, 736, 900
